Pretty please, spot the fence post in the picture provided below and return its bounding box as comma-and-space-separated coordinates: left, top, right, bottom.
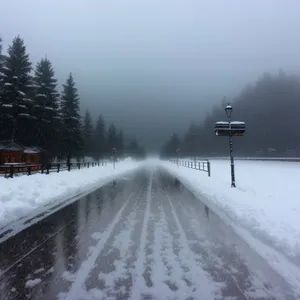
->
41, 164, 44, 174
27, 166, 32, 176
207, 161, 211, 177
87, 162, 90, 168
68, 163, 71, 172
77, 163, 80, 170
57, 163, 60, 173
9, 165, 14, 178
46, 163, 51, 174
198, 162, 200, 170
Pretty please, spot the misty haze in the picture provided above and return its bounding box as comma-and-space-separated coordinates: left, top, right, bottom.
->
1, 1, 300, 300
1, 0, 300, 153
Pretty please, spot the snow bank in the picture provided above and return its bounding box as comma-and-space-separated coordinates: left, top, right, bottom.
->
161, 160, 300, 265
0, 160, 143, 229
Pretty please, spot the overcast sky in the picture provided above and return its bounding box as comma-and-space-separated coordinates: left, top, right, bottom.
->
1, 0, 300, 150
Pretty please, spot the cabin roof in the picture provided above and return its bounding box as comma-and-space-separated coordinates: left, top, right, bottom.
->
0, 140, 24, 151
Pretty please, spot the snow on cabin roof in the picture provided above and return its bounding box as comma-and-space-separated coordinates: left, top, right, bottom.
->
24, 147, 43, 154
0, 140, 24, 151
226, 104, 232, 109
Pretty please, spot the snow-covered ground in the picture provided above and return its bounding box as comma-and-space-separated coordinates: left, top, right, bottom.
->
161, 159, 300, 290
0, 158, 143, 230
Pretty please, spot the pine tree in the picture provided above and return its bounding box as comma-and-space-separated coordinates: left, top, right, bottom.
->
0, 36, 34, 144
82, 109, 94, 157
94, 114, 106, 160
33, 57, 60, 154
106, 123, 117, 155
0, 37, 3, 93
116, 129, 124, 157
60, 73, 82, 161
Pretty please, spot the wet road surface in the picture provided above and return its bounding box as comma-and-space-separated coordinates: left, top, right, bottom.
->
0, 167, 297, 300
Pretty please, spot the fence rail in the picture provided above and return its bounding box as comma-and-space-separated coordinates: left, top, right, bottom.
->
0, 160, 109, 178
170, 159, 211, 177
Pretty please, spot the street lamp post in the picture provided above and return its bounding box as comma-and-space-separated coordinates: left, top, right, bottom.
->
225, 104, 236, 187
215, 104, 246, 188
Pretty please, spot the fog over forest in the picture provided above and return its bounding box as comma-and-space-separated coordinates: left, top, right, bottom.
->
1, 0, 300, 152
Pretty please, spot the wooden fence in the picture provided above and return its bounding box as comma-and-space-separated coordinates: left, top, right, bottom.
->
0, 160, 109, 178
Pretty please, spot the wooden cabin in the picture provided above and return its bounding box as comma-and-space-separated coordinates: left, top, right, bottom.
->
0, 141, 43, 165
0, 141, 25, 165
23, 147, 42, 164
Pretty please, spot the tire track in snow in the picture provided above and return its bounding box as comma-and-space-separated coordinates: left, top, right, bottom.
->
64, 187, 138, 300
164, 193, 223, 299
84, 185, 147, 299
174, 194, 292, 300
145, 176, 197, 299
130, 170, 153, 300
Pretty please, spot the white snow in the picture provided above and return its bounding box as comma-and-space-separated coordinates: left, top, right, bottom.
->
161, 159, 300, 290
64, 186, 138, 300
4, 83, 12, 86
18, 113, 31, 117
36, 94, 47, 97
0, 159, 143, 230
18, 90, 26, 96
25, 278, 41, 288
231, 121, 245, 125
1, 104, 13, 108
215, 121, 229, 125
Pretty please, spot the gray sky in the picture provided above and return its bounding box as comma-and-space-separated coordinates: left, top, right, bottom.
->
1, 0, 300, 150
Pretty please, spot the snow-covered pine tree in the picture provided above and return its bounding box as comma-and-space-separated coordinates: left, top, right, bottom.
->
116, 129, 124, 158
0, 37, 3, 94
33, 57, 60, 154
94, 114, 106, 160
82, 109, 94, 157
106, 123, 117, 156
60, 73, 82, 161
0, 36, 34, 144
0, 37, 3, 117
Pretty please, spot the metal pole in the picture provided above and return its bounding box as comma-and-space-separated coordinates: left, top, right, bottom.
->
228, 116, 236, 187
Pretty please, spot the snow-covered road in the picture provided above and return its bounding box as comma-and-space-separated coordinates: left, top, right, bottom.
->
0, 167, 296, 300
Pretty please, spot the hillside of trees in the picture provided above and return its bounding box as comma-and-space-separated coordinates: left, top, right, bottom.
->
161, 71, 300, 158
0, 36, 146, 162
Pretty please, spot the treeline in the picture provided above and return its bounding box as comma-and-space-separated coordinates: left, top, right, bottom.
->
0, 36, 146, 161
161, 71, 300, 158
